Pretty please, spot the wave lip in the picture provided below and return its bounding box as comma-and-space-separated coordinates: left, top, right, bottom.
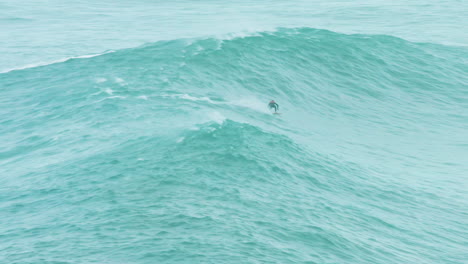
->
2, 26, 467, 76
0, 51, 115, 74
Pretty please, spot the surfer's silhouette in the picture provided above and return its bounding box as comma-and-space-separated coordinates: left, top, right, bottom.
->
268, 100, 279, 113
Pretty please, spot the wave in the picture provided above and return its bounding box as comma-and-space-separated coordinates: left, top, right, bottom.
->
2, 27, 466, 153
2, 27, 467, 77
1, 27, 467, 263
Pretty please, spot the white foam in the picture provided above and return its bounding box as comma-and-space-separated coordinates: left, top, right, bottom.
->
220, 31, 263, 41
176, 137, 185, 143
95, 78, 107, 83
179, 94, 214, 103
215, 26, 277, 42
115, 77, 125, 84
207, 111, 226, 124
162, 93, 270, 114
0, 51, 115, 74
206, 127, 217, 133
105, 88, 114, 95
93, 96, 126, 103
162, 93, 216, 103
229, 97, 271, 113
137, 95, 148, 100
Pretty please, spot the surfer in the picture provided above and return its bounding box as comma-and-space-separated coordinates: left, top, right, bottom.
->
268, 100, 279, 113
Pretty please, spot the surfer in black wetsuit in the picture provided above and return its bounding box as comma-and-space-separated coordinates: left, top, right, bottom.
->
268, 100, 279, 113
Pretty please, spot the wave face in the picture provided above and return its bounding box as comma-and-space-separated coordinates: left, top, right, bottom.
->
1, 28, 467, 263
2, 0, 467, 72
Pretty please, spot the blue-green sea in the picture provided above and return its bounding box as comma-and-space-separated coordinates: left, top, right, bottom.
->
1, 1, 467, 263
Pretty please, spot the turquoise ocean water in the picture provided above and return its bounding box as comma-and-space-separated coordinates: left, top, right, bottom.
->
1, 1, 467, 263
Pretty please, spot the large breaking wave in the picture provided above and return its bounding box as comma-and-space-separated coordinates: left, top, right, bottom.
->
1, 28, 467, 263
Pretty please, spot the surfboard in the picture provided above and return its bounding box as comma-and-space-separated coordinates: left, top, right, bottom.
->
273, 112, 281, 115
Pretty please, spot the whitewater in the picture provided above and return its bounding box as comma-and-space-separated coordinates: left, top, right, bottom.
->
1, 1, 467, 263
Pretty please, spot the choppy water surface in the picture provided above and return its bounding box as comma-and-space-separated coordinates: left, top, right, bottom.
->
1, 1, 467, 263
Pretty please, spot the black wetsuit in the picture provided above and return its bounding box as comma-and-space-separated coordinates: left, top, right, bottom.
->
269, 102, 279, 112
